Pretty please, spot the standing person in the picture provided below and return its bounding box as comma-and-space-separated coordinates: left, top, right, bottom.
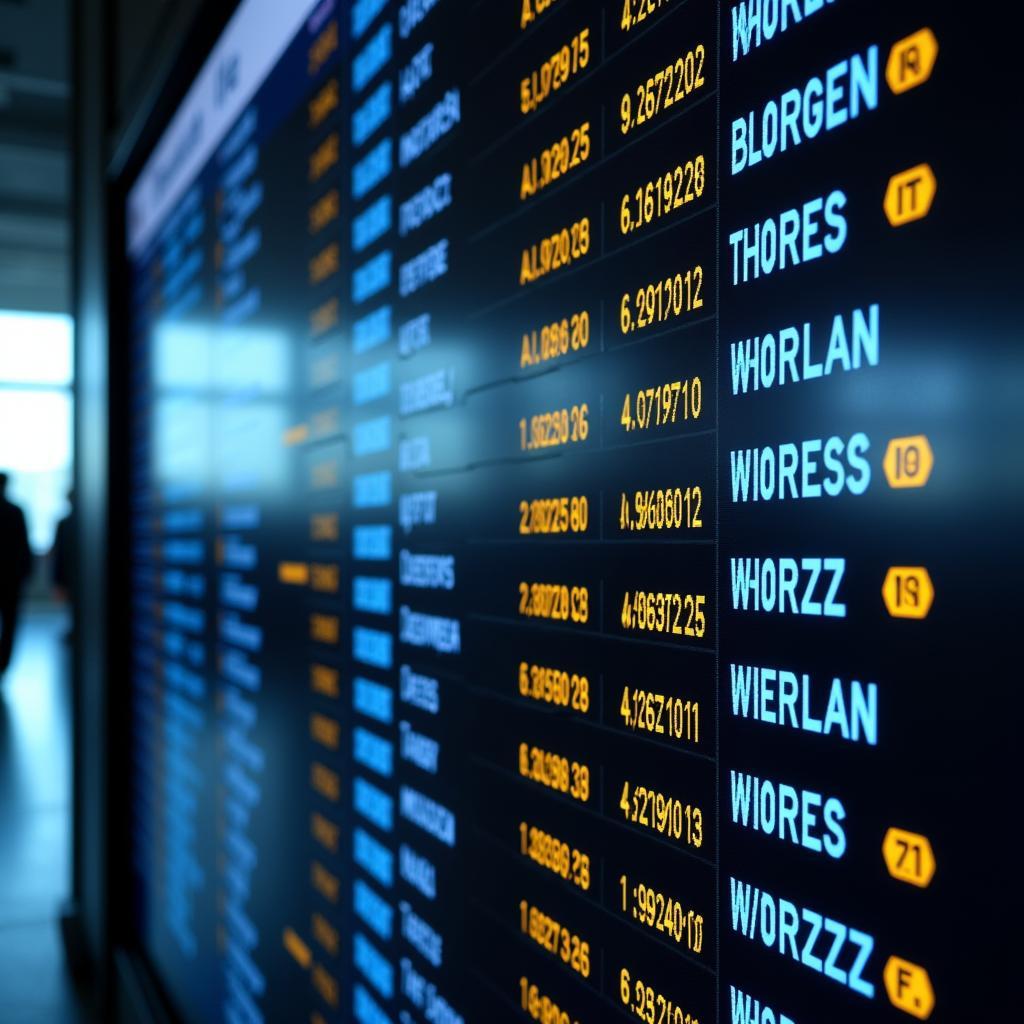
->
51, 489, 74, 604
50, 490, 75, 645
0, 472, 32, 677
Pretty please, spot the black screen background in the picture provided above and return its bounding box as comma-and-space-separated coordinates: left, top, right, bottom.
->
117, 2, 1023, 1022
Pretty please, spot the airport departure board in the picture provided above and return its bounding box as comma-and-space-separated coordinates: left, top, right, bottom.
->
122, 1, 1020, 1022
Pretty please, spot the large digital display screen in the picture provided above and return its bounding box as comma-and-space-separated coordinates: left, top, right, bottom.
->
123, 2, 1018, 1021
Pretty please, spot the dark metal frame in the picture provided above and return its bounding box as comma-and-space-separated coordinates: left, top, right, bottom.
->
71, 0, 242, 1019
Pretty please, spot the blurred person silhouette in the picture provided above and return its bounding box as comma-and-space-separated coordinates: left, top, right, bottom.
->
50, 490, 75, 643
0, 472, 33, 677
51, 489, 74, 602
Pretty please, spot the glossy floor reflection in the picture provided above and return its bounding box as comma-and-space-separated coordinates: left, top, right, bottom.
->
0, 607, 85, 1022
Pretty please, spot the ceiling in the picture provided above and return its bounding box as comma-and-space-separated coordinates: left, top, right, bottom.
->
0, 0, 69, 315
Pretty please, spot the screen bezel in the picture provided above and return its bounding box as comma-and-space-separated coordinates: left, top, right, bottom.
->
106, 1, 246, 1019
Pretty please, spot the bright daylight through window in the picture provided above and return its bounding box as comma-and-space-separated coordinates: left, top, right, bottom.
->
0, 310, 74, 553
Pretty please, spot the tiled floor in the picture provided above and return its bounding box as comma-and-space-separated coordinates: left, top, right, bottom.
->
0, 607, 86, 1022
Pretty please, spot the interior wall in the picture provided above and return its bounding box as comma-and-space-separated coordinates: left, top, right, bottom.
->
70, 0, 110, 1000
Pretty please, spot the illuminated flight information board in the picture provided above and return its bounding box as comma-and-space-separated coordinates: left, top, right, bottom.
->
122, 1, 1018, 1022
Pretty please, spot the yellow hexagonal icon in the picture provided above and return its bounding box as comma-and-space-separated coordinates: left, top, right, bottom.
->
882, 567, 934, 619
885, 165, 937, 227
887, 29, 939, 95
884, 436, 934, 489
884, 957, 935, 1019
883, 828, 936, 888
